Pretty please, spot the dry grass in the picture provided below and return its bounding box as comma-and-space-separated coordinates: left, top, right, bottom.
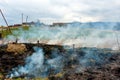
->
7, 43, 27, 53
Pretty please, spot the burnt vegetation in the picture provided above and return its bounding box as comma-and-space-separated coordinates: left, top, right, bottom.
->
0, 43, 120, 80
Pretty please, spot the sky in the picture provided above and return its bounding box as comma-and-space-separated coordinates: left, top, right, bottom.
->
0, 0, 120, 25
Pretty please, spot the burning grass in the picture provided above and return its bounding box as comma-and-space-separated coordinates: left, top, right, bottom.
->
0, 43, 120, 80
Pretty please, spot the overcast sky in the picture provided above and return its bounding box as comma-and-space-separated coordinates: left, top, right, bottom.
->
0, 0, 120, 25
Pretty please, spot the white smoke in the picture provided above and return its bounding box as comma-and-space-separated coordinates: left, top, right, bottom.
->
7, 47, 45, 78
7, 47, 64, 78
79, 48, 112, 67
7, 46, 113, 78
5, 24, 120, 50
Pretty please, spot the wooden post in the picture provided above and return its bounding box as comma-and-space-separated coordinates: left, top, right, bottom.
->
15, 38, 18, 43
0, 33, 2, 39
37, 40, 39, 44
26, 16, 28, 23
115, 32, 120, 50
73, 44, 75, 51
22, 13, 23, 24
0, 9, 11, 33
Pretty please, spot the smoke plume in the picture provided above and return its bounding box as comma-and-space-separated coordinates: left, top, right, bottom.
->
5, 23, 120, 50
7, 46, 113, 78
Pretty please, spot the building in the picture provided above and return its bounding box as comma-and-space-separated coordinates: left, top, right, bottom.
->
22, 22, 35, 26
51, 23, 67, 27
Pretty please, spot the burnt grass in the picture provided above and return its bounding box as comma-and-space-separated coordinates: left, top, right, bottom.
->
0, 43, 120, 80
59, 54, 120, 80
0, 43, 64, 79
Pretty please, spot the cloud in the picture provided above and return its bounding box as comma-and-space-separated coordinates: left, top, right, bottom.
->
0, 0, 120, 25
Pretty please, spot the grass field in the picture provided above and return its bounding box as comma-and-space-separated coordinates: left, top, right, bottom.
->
0, 26, 29, 38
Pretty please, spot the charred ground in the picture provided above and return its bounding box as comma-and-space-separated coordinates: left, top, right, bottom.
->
0, 43, 120, 80
0, 43, 64, 79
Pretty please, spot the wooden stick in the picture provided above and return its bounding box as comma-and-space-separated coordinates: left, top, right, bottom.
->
0, 9, 11, 33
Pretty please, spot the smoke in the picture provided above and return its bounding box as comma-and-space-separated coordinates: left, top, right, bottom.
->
7, 46, 113, 78
79, 48, 112, 67
7, 47, 44, 78
4, 22, 120, 50
4, 22, 119, 78
7, 47, 64, 78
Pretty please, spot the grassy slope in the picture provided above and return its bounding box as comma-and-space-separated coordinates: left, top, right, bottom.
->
0, 26, 29, 38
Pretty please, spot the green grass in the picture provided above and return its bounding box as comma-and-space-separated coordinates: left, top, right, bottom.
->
0, 26, 29, 38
